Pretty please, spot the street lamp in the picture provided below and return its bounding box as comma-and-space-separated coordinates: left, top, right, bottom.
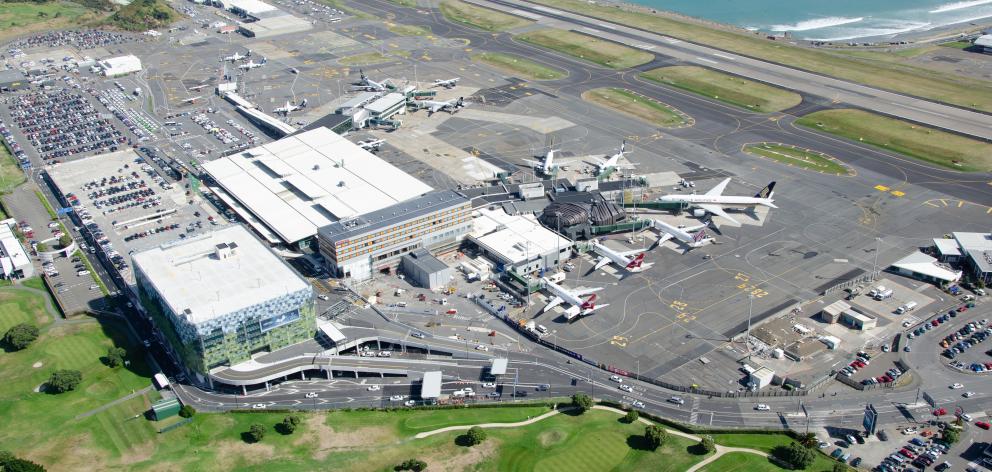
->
746, 294, 754, 359
872, 237, 882, 280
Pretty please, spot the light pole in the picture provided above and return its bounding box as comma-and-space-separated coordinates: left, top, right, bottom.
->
746, 294, 754, 359
872, 237, 882, 280
555, 212, 562, 268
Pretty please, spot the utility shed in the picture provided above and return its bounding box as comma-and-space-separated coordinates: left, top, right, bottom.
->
841, 309, 876, 331
152, 398, 181, 420
421, 371, 442, 399
490, 358, 508, 376
749, 367, 775, 390
400, 249, 452, 290
820, 300, 849, 324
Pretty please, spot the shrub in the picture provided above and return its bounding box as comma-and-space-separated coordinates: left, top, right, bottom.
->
246, 423, 266, 443
623, 410, 639, 424
105, 346, 127, 368
178, 405, 196, 418
3, 323, 39, 350
699, 435, 715, 454
572, 392, 593, 413
465, 426, 487, 446
942, 428, 959, 444
773, 441, 815, 470
645, 424, 667, 450
47, 369, 82, 393
395, 458, 428, 471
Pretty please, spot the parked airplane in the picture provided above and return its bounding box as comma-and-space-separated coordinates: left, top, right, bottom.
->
357, 138, 385, 151
657, 178, 776, 226
238, 58, 266, 70
540, 278, 608, 320
522, 149, 558, 176
351, 69, 391, 92
649, 219, 714, 252
589, 239, 652, 274
221, 50, 250, 62
587, 141, 636, 174
188, 83, 210, 91
412, 97, 466, 115
432, 77, 460, 89
182, 95, 203, 104
274, 98, 307, 115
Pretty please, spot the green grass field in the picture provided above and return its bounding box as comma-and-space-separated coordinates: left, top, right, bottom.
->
387, 22, 430, 36
526, 0, 992, 113
583, 87, 689, 127
711, 433, 838, 471
517, 29, 654, 69
0, 2, 96, 40
939, 40, 972, 49
795, 109, 992, 172
472, 52, 566, 80
338, 52, 394, 66
0, 142, 26, 194
699, 452, 784, 471
439, 0, 532, 32
743, 143, 851, 175
641, 66, 801, 113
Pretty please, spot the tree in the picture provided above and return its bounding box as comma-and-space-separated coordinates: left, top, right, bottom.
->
280, 414, 301, 434
572, 392, 593, 413
774, 442, 815, 470
942, 428, 960, 444
35, 242, 48, 252
832, 463, 849, 472
178, 405, 196, 418
644, 425, 668, 450
699, 435, 715, 454
395, 458, 427, 471
464, 426, 487, 446
797, 432, 818, 449
623, 410, 639, 424
3, 323, 39, 350
105, 346, 127, 368
58, 234, 71, 248
246, 423, 266, 443
0, 450, 46, 472
47, 369, 82, 393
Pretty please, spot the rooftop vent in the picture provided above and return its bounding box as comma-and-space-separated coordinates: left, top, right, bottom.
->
215, 242, 236, 259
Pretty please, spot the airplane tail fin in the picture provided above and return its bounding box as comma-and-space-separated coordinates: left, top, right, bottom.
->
580, 294, 597, 310
626, 253, 645, 269
755, 181, 776, 199
692, 229, 707, 243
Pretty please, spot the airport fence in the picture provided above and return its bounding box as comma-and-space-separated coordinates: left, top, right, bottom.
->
821, 270, 881, 295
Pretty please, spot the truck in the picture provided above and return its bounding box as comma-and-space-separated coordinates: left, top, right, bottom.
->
153, 373, 170, 390
869, 286, 886, 298
896, 301, 918, 314
874, 289, 894, 301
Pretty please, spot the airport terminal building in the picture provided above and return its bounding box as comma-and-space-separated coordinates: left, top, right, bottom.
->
133, 226, 315, 383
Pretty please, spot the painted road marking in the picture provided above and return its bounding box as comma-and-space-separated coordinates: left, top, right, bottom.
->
958, 201, 964, 208
696, 57, 719, 65
712, 53, 735, 60
891, 190, 905, 197
874, 185, 890, 192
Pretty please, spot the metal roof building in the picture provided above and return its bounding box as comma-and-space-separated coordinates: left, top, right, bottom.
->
218, 0, 277, 16
400, 248, 452, 290
203, 127, 433, 246
99, 55, 142, 77
469, 207, 572, 274
238, 13, 313, 38
890, 251, 962, 284
421, 371, 442, 399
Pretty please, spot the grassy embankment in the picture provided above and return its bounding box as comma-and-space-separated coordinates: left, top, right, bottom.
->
387, 23, 431, 36
641, 66, 801, 113
583, 87, 690, 127
743, 143, 851, 176
439, 0, 532, 32
471, 52, 566, 80
105, 0, 178, 31
0, 2, 101, 41
796, 109, 992, 172
517, 28, 654, 69
527, 0, 992, 112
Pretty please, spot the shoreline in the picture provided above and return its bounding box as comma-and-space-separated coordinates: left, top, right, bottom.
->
595, 0, 992, 48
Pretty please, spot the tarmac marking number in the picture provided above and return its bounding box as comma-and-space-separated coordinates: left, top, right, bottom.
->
890, 190, 905, 197
675, 313, 696, 323
874, 184, 890, 192
670, 300, 688, 310
610, 336, 628, 348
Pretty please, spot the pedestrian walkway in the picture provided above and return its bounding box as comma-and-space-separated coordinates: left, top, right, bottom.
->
413, 407, 565, 439
75, 386, 153, 420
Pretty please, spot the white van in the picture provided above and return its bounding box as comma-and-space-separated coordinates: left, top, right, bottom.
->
536, 325, 549, 334
896, 301, 918, 314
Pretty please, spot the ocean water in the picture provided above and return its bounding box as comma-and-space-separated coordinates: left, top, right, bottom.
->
626, 0, 992, 40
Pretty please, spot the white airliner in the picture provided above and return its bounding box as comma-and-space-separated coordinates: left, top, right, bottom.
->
351, 69, 390, 92
182, 95, 203, 104
274, 98, 307, 115
587, 141, 636, 174
357, 138, 385, 151
238, 58, 266, 70
221, 50, 250, 62
433, 77, 460, 89
650, 219, 714, 252
412, 97, 466, 115
657, 178, 776, 226
522, 149, 558, 176
590, 239, 652, 274
541, 278, 608, 320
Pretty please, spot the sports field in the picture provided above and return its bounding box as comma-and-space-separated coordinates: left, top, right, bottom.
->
641, 66, 801, 113
795, 109, 992, 172
517, 29, 654, 69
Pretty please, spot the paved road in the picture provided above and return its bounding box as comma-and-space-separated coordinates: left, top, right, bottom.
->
475, 0, 992, 141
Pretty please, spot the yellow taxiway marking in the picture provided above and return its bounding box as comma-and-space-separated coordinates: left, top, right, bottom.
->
890, 190, 905, 197
874, 184, 890, 192
958, 201, 965, 208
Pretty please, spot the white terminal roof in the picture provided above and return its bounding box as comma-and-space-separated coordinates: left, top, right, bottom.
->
933, 238, 962, 257
891, 251, 962, 283
976, 34, 992, 48
470, 207, 572, 264
132, 225, 309, 325
224, 0, 277, 14
203, 127, 433, 243
0, 221, 30, 274
100, 54, 142, 74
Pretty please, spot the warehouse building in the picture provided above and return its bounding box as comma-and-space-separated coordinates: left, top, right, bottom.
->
0, 220, 33, 280
202, 127, 434, 248
216, 0, 277, 17
133, 225, 315, 385
99, 55, 142, 77
401, 249, 453, 290
318, 190, 472, 280
237, 12, 313, 38
891, 251, 963, 285
365, 93, 407, 120
469, 207, 572, 275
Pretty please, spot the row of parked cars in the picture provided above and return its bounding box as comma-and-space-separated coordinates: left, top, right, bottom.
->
942, 319, 991, 359
875, 435, 951, 472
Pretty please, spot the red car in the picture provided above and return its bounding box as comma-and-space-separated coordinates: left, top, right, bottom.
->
976, 421, 990, 430
933, 408, 947, 416
933, 320, 940, 326
899, 449, 915, 459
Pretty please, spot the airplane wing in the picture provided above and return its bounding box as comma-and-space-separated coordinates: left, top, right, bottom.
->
573, 287, 602, 297
542, 296, 564, 313
704, 177, 731, 197
593, 257, 611, 271
619, 249, 644, 258
521, 159, 542, 167
698, 204, 740, 226
657, 232, 675, 245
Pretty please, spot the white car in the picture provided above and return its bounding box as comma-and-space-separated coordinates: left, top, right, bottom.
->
305, 392, 318, 398
475, 344, 489, 351
482, 382, 496, 388
963, 391, 976, 398
404, 400, 416, 407
367, 385, 381, 391
632, 400, 645, 408
755, 404, 771, 411
950, 383, 964, 389
619, 384, 633, 393
252, 403, 266, 409
902, 427, 918, 435
959, 413, 973, 422
389, 394, 404, 401
610, 375, 622, 383
317, 294, 329, 301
